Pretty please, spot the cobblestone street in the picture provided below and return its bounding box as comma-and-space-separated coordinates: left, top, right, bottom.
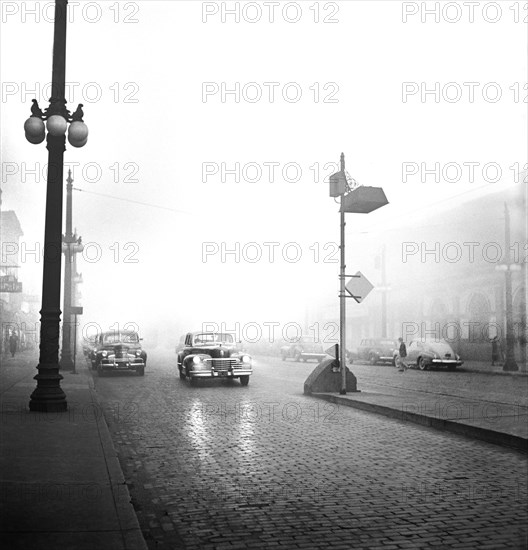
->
94, 351, 528, 549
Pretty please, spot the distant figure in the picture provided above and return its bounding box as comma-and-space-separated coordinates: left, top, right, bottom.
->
397, 337, 407, 372
491, 336, 503, 366
9, 332, 19, 358
2, 330, 7, 355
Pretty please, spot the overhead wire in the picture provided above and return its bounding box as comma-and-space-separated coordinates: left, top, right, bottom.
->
72, 187, 190, 215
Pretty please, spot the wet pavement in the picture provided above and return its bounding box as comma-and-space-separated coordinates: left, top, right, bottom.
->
93, 350, 528, 549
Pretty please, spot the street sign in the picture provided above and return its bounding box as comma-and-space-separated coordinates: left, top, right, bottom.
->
325, 343, 338, 358
0, 276, 22, 293
329, 170, 347, 197
340, 186, 388, 213
345, 271, 374, 303
71, 306, 83, 315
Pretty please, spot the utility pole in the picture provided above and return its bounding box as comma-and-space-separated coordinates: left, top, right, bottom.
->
503, 203, 518, 371
60, 169, 74, 370
381, 244, 387, 338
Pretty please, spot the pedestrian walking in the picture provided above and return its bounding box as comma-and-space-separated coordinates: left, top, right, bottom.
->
491, 336, 503, 366
396, 337, 407, 372
2, 327, 9, 356
9, 331, 19, 358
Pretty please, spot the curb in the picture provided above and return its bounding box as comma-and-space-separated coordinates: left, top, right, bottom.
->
311, 393, 528, 453
461, 368, 528, 377
86, 368, 148, 550
351, 361, 528, 377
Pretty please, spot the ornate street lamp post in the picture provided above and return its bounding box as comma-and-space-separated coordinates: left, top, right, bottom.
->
24, 0, 89, 411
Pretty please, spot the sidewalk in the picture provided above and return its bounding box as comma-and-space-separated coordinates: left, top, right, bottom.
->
0, 352, 147, 550
311, 377, 528, 453
459, 359, 528, 376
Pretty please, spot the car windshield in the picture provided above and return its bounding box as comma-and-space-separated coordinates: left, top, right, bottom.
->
103, 332, 139, 344
194, 333, 235, 344
423, 338, 449, 345
379, 340, 396, 346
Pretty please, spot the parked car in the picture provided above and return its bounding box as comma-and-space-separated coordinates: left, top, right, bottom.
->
177, 331, 252, 386
91, 330, 146, 376
405, 338, 463, 370
280, 336, 326, 363
355, 338, 399, 365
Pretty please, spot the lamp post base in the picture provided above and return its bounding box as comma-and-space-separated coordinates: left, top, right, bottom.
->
29, 363, 68, 412
60, 354, 74, 371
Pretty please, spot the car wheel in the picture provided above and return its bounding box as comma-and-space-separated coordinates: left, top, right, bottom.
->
369, 354, 377, 366
418, 357, 428, 371
179, 368, 185, 380
189, 377, 198, 387
294, 351, 301, 362
392, 356, 397, 367
97, 368, 105, 377
137, 366, 145, 376
447, 364, 456, 371
240, 375, 249, 386
281, 354, 287, 361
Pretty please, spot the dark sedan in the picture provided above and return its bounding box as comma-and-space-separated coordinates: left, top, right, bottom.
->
280, 337, 326, 363
91, 330, 146, 376
177, 331, 252, 386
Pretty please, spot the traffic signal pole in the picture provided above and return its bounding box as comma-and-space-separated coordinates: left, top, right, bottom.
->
340, 190, 347, 394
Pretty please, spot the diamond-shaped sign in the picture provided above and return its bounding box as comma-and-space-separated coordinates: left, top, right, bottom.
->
345, 271, 374, 303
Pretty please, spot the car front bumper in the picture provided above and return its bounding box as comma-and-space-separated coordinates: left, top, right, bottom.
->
431, 359, 463, 366
100, 358, 145, 370
189, 368, 253, 378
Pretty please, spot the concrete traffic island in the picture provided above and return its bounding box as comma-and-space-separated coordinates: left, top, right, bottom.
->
304, 357, 358, 395
305, 364, 528, 452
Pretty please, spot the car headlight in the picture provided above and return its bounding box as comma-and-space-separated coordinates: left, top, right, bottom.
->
241, 355, 251, 364
101, 351, 108, 357
135, 350, 142, 357
192, 356, 202, 364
